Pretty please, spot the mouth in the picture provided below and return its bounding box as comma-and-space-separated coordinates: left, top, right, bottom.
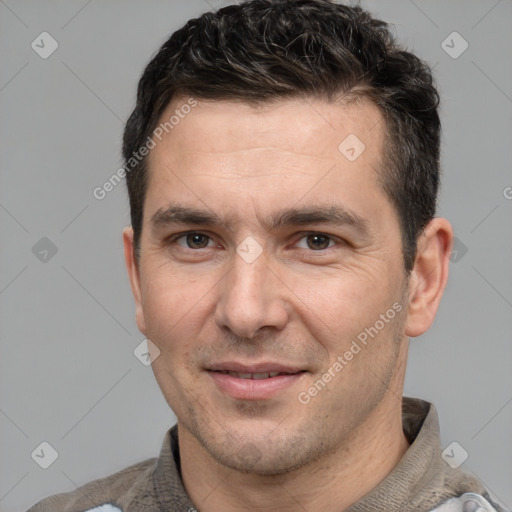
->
206, 363, 307, 400
213, 370, 301, 380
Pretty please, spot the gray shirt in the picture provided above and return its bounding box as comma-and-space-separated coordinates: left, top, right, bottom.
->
28, 397, 507, 512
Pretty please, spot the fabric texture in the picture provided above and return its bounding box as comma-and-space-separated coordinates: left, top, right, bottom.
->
432, 493, 502, 512
84, 506, 123, 512
28, 397, 508, 512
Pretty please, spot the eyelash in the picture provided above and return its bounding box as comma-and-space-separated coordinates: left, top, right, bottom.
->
167, 231, 344, 253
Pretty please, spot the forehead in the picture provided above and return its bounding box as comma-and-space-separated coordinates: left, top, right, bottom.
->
151, 95, 384, 161
143, 95, 393, 232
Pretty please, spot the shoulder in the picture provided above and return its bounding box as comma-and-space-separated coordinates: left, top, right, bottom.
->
433, 492, 510, 512
27, 457, 156, 512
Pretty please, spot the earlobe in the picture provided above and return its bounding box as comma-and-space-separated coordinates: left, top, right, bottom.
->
404, 218, 453, 338
122, 226, 147, 335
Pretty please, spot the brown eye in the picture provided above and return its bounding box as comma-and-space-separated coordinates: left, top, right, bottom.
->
305, 234, 331, 250
186, 233, 210, 249
173, 232, 213, 249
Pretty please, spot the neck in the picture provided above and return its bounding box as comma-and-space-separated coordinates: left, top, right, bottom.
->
179, 394, 410, 512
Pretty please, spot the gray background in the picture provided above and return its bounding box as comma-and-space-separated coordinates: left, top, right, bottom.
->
1, 1, 511, 511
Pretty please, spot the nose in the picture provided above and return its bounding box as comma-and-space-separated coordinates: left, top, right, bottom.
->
214, 248, 289, 339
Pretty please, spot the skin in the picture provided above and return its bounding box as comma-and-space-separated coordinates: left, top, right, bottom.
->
123, 96, 453, 511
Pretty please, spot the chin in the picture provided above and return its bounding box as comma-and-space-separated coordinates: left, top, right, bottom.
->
196, 425, 328, 476
213, 445, 312, 476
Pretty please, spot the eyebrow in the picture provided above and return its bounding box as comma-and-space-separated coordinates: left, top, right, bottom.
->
150, 204, 371, 238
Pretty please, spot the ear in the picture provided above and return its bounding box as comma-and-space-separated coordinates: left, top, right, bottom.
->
404, 217, 453, 338
122, 226, 147, 336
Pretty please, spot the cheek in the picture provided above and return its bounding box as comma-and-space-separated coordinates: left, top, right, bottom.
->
140, 263, 213, 345
289, 269, 397, 350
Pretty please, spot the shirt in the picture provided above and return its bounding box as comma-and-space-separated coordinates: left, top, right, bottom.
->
28, 397, 508, 512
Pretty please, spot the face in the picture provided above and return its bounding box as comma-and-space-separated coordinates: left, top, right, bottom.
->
125, 96, 412, 475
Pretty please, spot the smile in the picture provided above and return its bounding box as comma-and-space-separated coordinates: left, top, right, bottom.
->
207, 367, 307, 400
215, 370, 295, 379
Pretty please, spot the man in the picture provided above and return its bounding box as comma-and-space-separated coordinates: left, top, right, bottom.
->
29, 1, 508, 511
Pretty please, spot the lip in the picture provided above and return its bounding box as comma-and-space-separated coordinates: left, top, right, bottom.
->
207, 361, 304, 374
206, 361, 307, 400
